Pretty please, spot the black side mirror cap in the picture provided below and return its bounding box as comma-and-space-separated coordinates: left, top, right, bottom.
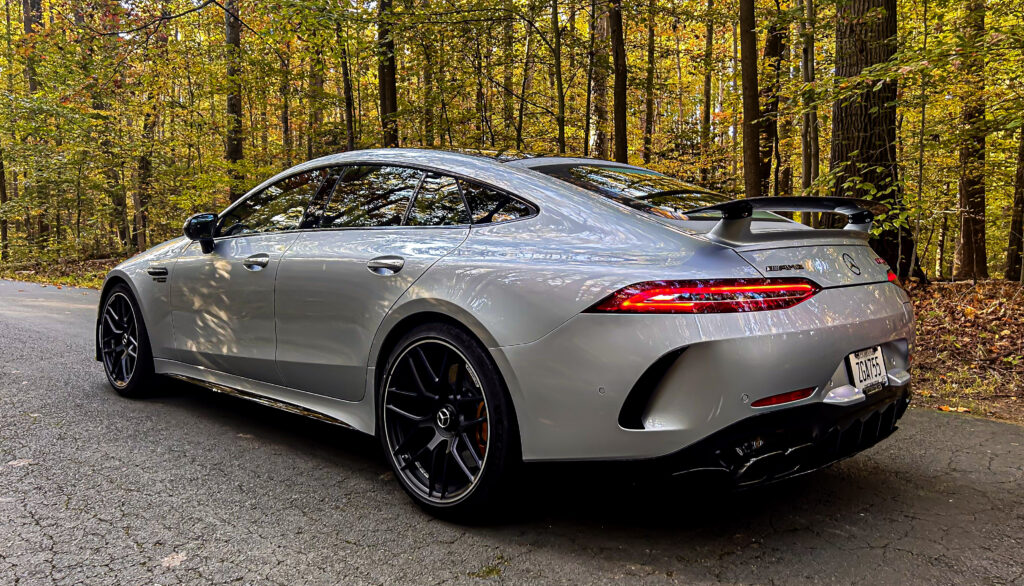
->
183, 213, 217, 254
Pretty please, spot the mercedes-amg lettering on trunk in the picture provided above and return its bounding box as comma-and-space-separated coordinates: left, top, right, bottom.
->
96, 149, 914, 518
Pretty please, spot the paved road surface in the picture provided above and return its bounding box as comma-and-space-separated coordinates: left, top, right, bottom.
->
1, 279, 1022, 585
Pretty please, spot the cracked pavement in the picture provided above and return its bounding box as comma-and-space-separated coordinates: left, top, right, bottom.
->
1, 279, 1022, 584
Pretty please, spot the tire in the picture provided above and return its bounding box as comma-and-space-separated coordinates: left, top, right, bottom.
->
378, 322, 521, 520
97, 284, 158, 398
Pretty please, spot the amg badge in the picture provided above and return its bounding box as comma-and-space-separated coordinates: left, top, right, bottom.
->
765, 264, 804, 272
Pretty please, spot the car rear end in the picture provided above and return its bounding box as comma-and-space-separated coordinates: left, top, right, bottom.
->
500, 158, 913, 484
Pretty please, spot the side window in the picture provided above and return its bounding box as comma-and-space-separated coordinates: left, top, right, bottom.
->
460, 180, 537, 224
218, 168, 327, 236
321, 165, 423, 228
406, 173, 470, 226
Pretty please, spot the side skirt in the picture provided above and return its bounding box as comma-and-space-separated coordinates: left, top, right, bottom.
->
154, 359, 376, 435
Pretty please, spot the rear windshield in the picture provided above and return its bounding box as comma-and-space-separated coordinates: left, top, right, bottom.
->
530, 164, 730, 220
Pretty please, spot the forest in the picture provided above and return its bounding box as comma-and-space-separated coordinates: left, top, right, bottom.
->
0, 0, 1022, 282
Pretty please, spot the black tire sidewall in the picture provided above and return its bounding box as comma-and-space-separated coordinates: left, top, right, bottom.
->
377, 322, 520, 519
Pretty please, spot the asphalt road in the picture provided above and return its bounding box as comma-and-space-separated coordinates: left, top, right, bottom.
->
1, 279, 1022, 585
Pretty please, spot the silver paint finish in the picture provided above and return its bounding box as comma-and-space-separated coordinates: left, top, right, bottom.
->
100, 148, 913, 463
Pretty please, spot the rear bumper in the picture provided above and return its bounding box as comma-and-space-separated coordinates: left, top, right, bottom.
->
650, 383, 911, 484
498, 282, 914, 461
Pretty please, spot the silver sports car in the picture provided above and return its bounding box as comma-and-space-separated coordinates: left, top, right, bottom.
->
96, 148, 913, 517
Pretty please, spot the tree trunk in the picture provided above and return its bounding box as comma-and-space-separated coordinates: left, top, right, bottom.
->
377, 0, 399, 147
502, 2, 516, 140
0, 144, 8, 261
609, 0, 627, 163
225, 0, 244, 202
798, 0, 820, 223
280, 51, 292, 165
777, 32, 794, 198
551, 0, 566, 153
700, 0, 714, 180
830, 0, 921, 278
1006, 129, 1024, 282
307, 46, 325, 160
759, 20, 784, 198
340, 42, 356, 151
420, 42, 434, 148
642, 0, 656, 164
516, 24, 534, 151
952, 0, 988, 280
935, 212, 948, 280
584, 0, 596, 156
738, 0, 761, 199
592, 5, 609, 159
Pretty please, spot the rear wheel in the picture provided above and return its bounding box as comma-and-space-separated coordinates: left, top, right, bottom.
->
379, 323, 520, 519
98, 284, 157, 398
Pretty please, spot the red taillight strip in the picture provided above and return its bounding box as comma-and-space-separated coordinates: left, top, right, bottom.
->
588, 278, 822, 314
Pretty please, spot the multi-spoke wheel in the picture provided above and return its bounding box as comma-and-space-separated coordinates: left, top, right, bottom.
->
380, 323, 519, 518
97, 284, 155, 397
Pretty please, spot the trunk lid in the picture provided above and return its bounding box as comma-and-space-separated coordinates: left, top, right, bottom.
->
736, 243, 888, 288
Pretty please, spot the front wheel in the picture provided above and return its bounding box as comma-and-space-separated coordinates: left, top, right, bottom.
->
98, 284, 157, 398
378, 323, 520, 520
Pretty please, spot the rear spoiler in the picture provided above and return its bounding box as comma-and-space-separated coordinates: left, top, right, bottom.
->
685, 196, 888, 246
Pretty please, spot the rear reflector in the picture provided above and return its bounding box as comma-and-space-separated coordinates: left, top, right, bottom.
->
587, 278, 821, 314
887, 270, 898, 282
751, 387, 815, 408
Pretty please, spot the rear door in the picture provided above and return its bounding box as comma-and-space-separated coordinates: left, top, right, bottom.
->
170, 168, 333, 383
275, 167, 471, 401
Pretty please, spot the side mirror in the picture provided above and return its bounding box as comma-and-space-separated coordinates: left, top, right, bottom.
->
183, 212, 218, 254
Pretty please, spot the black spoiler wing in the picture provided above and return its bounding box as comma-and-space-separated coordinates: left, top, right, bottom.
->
684, 196, 888, 246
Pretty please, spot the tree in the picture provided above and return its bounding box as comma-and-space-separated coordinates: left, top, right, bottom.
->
952, 0, 988, 280
829, 0, 920, 278
378, 0, 399, 148
738, 0, 761, 198
642, 0, 656, 163
699, 0, 714, 180
1007, 129, 1024, 282
225, 0, 244, 202
609, 0, 627, 163
590, 2, 609, 159
797, 0, 820, 201
551, 0, 566, 153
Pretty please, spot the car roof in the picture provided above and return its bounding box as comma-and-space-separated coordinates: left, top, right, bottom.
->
506, 156, 642, 171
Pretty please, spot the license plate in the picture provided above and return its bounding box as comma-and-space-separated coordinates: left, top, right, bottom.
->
847, 347, 886, 392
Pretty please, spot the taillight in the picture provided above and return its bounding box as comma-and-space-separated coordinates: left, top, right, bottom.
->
587, 278, 821, 314
887, 270, 898, 282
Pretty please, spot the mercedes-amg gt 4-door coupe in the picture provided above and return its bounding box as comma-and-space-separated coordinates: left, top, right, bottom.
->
96, 148, 913, 517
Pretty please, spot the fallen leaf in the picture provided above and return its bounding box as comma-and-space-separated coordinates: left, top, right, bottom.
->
6, 459, 34, 467
161, 552, 186, 568
938, 405, 970, 413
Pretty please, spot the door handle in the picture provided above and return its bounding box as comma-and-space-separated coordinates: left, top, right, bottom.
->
146, 266, 168, 277
367, 256, 405, 275
242, 253, 271, 271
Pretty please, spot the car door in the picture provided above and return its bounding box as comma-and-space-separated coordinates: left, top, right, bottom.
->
275, 166, 471, 401
170, 167, 336, 384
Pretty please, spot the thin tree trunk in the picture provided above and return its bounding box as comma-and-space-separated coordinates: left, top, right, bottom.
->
592, 6, 609, 158
280, 50, 292, 164
421, 41, 434, 148
307, 46, 325, 160
502, 1, 516, 140
738, 0, 761, 199
377, 0, 399, 147
340, 42, 356, 151
953, 0, 988, 280
516, 22, 535, 150
777, 31, 793, 198
797, 0, 820, 223
551, 0, 566, 153
700, 0, 714, 180
584, 0, 596, 156
642, 0, 656, 163
935, 212, 948, 280
1006, 129, 1024, 281
759, 19, 784, 198
225, 0, 244, 202
609, 0, 627, 163
0, 145, 8, 261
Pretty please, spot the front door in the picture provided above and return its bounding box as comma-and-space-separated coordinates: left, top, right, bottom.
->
275, 167, 471, 401
170, 168, 333, 384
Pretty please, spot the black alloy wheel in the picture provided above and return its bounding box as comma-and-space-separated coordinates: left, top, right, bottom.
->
98, 285, 156, 397
380, 323, 519, 517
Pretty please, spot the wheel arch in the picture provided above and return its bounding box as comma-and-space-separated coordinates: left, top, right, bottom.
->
368, 300, 524, 444
95, 273, 138, 360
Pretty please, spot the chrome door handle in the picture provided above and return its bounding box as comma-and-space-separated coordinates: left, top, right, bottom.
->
242, 253, 271, 271
367, 256, 405, 275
